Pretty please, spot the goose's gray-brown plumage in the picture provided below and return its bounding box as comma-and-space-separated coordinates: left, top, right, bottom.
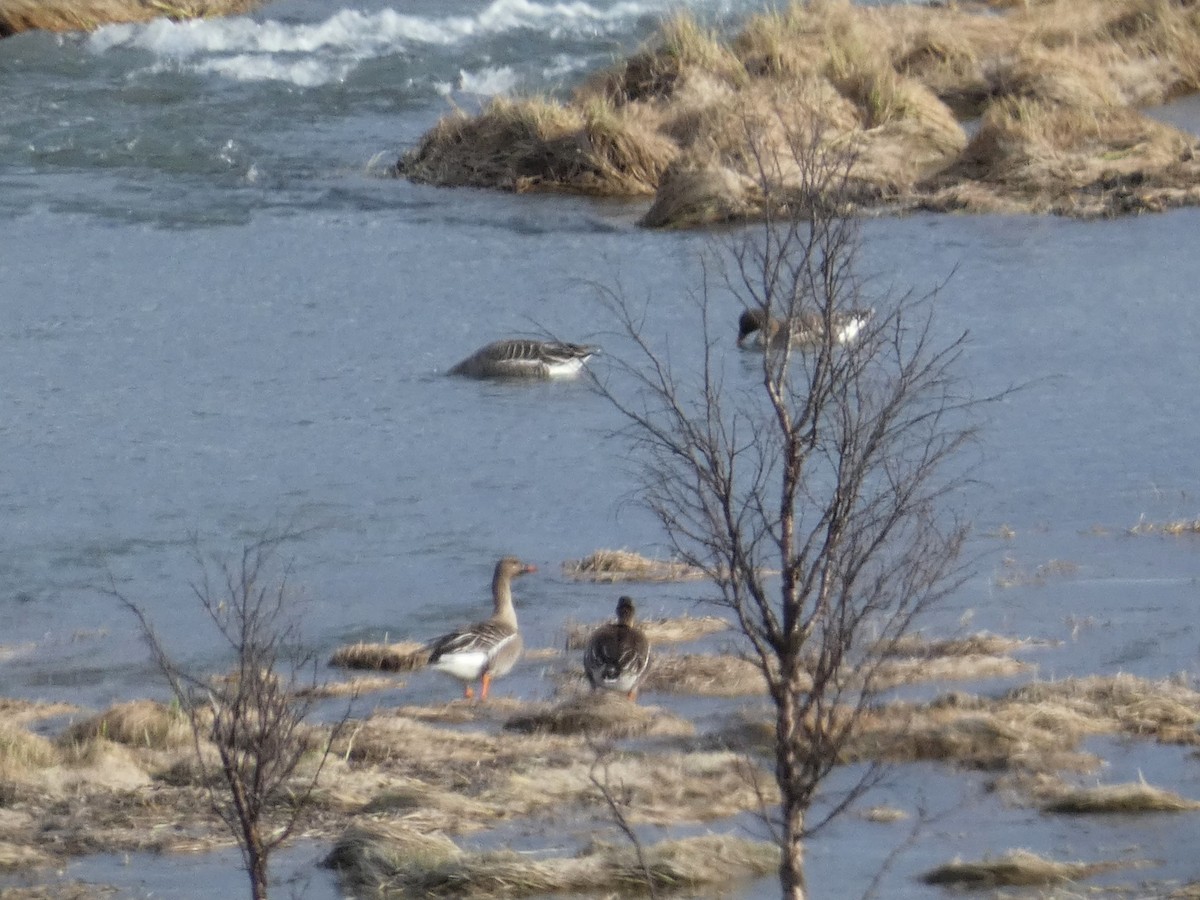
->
426, 556, 537, 700
448, 338, 600, 379
736, 307, 872, 350
583, 595, 651, 701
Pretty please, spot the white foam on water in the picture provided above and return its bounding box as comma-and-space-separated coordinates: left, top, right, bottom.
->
86, 0, 670, 85
457, 66, 520, 96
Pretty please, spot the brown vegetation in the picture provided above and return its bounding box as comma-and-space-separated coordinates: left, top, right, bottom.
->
0, 0, 265, 37
920, 848, 1127, 887
328, 640, 429, 672
503, 692, 694, 739
561, 549, 706, 583
1042, 779, 1200, 813
396, 0, 1200, 225
326, 826, 778, 898
564, 612, 728, 650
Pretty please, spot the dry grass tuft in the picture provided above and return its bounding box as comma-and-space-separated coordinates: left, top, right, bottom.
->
297, 674, 398, 699
395, 0, 1200, 223
59, 700, 195, 750
562, 549, 706, 583
874, 653, 1031, 688
0, 698, 79, 727
1130, 516, 1200, 535
0, 724, 61, 776
329, 640, 429, 672
1043, 780, 1200, 814
564, 613, 728, 650
640, 653, 768, 697
993, 556, 1080, 589
1005, 673, 1200, 742
882, 632, 1030, 658
861, 804, 908, 823
0, 0, 264, 36
398, 95, 674, 197
920, 848, 1125, 887
503, 692, 694, 739
0, 840, 55, 873
328, 825, 778, 897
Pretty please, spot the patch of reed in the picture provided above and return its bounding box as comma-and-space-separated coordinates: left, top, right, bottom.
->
59, 700, 195, 750
861, 804, 908, 823
578, 12, 747, 105
0, 697, 78, 726
920, 848, 1124, 887
562, 549, 705, 583
873, 653, 1030, 689
1130, 516, 1200, 535
328, 825, 778, 897
0, 0, 263, 36
1043, 780, 1200, 814
328, 640, 428, 672
0, 840, 54, 873
397, 95, 672, 196
1005, 673, 1200, 742
503, 692, 694, 739
881, 632, 1029, 658
297, 674, 398, 699
639, 653, 768, 697
993, 555, 1080, 589
564, 613, 728, 651
0, 724, 60, 776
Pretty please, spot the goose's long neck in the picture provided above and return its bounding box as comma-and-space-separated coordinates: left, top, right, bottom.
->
491, 569, 518, 628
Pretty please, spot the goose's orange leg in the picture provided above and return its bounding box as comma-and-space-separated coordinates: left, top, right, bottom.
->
462, 684, 474, 699
480, 672, 493, 701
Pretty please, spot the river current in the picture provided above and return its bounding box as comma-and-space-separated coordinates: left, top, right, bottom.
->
4, 0, 1200, 896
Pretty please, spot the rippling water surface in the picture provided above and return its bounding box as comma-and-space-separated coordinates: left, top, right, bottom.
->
4, 0, 1200, 896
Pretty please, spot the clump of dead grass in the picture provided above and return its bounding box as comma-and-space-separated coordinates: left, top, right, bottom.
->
328, 640, 428, 672
640, 653, 768, 697
920, 848, 1126, 887
0, 724, 61, 776
1043, 779, 1200, 814
397, 95, 675, 196
1129, 516, 1200, 535
993, 555, 1080, 589
562, 549, 706, 583
578, 12, 748, 105
921, 96, 1200, 216
0, 840, 55, 873
59, 700, 195, 750
0, 0, 263, 36
503, 692, 694, 739
396, 0, 1200, 224
327, 824, 778, 897
564, 613, 727, 650
0, 698, 79, 727
1005, 673, 1200, 743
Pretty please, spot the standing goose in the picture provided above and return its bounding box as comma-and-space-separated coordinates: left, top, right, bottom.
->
736, 307, 873, 350
448, 338, 600, 379
583, 596, 651, 701
426, 556, 537, 700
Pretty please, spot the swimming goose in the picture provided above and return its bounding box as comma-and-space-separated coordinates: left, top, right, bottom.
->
448, 338, 600, 379
583, 595, 651, 701
426, 556, 537, 700
736, 307, 872, 350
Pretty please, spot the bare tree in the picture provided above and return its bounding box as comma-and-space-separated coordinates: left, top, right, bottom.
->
595, 114, 986, 900
117, 535, 350, 900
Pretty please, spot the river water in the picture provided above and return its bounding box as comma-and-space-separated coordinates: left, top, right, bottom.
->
3, 0, 1200, 896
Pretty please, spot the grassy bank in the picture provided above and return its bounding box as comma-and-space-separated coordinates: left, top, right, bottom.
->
0, 0, 265, 37
397, 0, 1200, 225
2, 625, 1199, 896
